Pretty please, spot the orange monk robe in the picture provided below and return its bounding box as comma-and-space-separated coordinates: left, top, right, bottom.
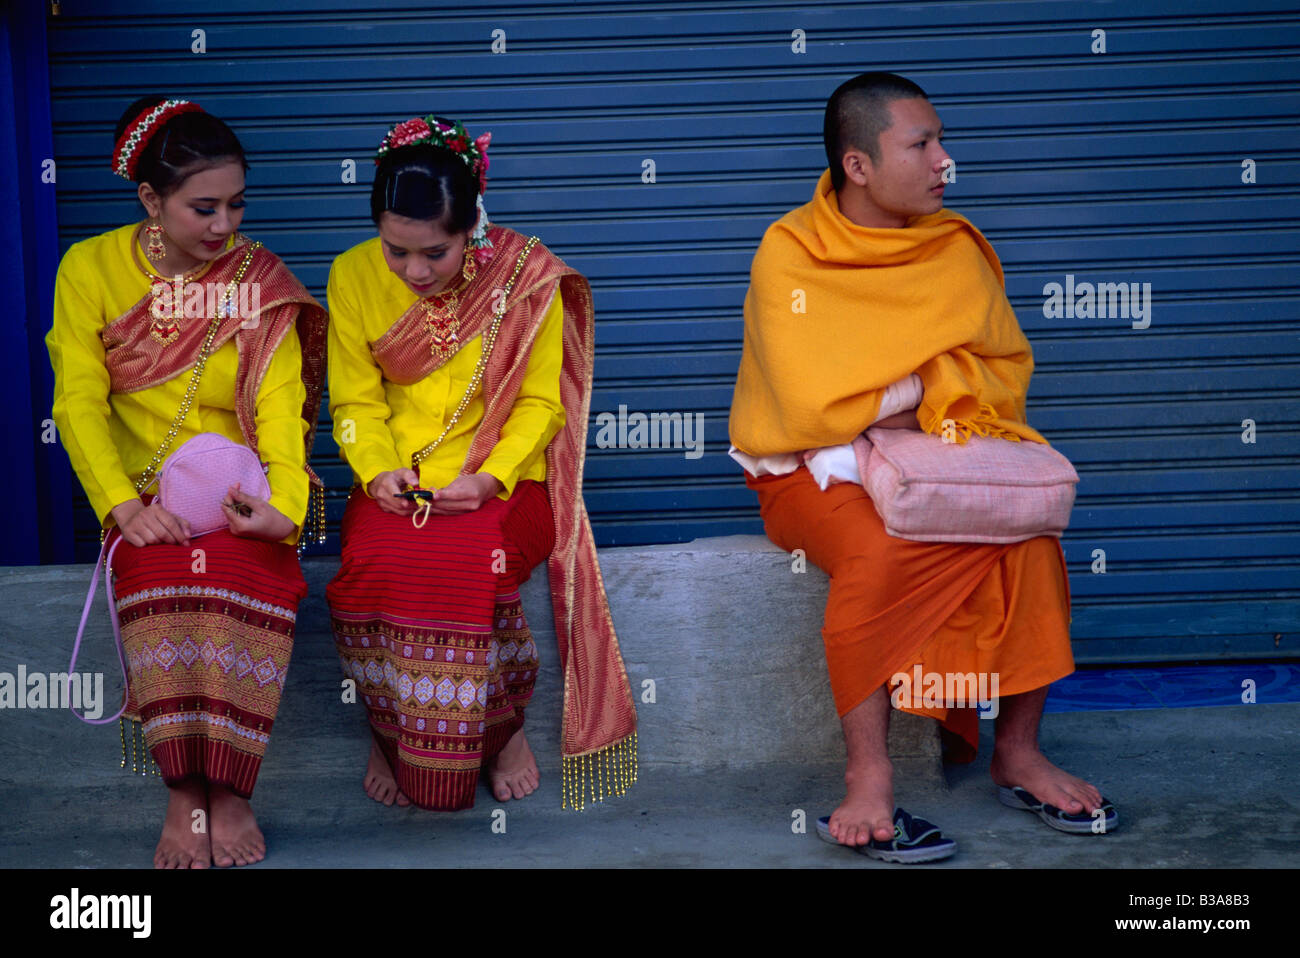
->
730, 171, 1075, 759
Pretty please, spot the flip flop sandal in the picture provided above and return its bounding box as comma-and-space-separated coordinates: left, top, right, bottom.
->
998, 785, 1118, 834
816, 807, 957, 863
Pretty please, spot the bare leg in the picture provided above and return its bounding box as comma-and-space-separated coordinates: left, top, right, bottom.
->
991, 685, 1104, 814
363, 739, 411, 807
828, 684, 895, 846
485, 727, 540, 801
153, 778, 211, 869
208, 785, 266, 867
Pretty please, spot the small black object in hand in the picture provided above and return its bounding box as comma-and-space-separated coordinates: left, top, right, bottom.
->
394, 489, 434, 502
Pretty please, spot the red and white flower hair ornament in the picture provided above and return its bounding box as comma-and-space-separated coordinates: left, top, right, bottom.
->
376, 115, 495, 263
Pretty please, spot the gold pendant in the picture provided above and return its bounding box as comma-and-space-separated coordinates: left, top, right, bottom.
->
150, 319, 181, 346
429, 327, 459, 360
422, 290, 462, 362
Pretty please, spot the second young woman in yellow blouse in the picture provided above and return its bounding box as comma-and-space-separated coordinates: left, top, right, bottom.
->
325, 116, 638, 812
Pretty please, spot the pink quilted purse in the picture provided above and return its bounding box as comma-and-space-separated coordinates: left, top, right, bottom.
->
67, 432, 271, 726
853, 427, 1078, 544
157, 432, 270, 536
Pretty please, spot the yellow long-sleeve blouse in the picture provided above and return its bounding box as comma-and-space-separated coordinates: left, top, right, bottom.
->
46, 223, 309, 542
327, 237, 565, 498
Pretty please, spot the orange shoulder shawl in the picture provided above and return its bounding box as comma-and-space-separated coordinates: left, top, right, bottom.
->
730, 170, 1045, 457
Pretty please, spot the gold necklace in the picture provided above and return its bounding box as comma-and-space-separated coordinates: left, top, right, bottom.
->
421, 286, 464, 361
132, 224, 229, 346
419, 250, 478, 362
410, 237, 537, 472
134, 243, 262, 493
131, 221, 217, 285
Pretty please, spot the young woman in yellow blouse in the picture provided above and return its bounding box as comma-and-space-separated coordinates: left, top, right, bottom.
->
326, 116, 637, 812
46, 97, 326, 867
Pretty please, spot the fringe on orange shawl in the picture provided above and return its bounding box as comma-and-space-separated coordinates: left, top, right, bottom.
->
729, 170, 1045, 456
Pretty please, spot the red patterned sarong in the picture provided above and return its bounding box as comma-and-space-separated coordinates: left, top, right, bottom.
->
326, 480, 555, 810
110, 524, 307, 798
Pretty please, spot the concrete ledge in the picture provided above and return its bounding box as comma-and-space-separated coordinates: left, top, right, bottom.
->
581, 535, 942, 783
5, 546, 1296, 868
1, 534, 940, 791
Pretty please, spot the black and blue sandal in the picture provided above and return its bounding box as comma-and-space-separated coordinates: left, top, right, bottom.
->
816, 807, 957, 863
998, 785, 1118, 834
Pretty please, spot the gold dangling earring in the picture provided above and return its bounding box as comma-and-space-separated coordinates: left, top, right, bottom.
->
460, 245, 477, 285
145, 219, 167, 262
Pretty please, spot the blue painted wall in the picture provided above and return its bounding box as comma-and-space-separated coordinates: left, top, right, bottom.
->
4, 0, 71, 565
19, 0, 1300, 662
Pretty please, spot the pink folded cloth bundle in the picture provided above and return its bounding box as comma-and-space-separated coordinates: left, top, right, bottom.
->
852, 427, 1078, 544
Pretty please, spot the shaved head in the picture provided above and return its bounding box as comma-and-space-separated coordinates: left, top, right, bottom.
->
824, 72, 930, 192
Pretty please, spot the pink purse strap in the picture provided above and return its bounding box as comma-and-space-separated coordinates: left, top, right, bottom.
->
67, 532, 130, 725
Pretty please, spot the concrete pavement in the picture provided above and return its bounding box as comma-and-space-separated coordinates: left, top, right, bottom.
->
2, 538, 1296, 867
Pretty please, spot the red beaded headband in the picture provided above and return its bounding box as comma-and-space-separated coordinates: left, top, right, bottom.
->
112, 99, 204, 180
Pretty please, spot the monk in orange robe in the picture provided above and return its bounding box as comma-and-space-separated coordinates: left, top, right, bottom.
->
729, 72, 1115, 858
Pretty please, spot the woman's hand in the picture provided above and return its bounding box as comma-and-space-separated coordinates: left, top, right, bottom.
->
367, 468, 421, 516
223, 482, 296, 541
427, 473, 504, 515
111, 497, 192, 548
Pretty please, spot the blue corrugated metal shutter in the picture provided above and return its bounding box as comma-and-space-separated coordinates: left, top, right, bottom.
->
45, 1, 1299, 662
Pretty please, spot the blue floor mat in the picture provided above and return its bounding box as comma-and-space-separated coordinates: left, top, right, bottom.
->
1043, 663, 1300, 713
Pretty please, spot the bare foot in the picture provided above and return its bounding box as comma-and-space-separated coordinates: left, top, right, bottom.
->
828, 757, 895, 846
485, 728, 539, 801
153, 779, 211, 869
363, 740, 411, 807
208, 786, 266, 867
991, 746, 1103, 816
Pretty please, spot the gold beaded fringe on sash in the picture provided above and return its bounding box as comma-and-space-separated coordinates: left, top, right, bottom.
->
298, 471, 328, 555
560, 731, 638, 811
119, 717, 160, 776
99, 533, 158, 779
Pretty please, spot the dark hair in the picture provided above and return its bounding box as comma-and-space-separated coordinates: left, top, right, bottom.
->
114, 95, 248, 197
823, 72, 929, 192
371, 135, 478, 232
